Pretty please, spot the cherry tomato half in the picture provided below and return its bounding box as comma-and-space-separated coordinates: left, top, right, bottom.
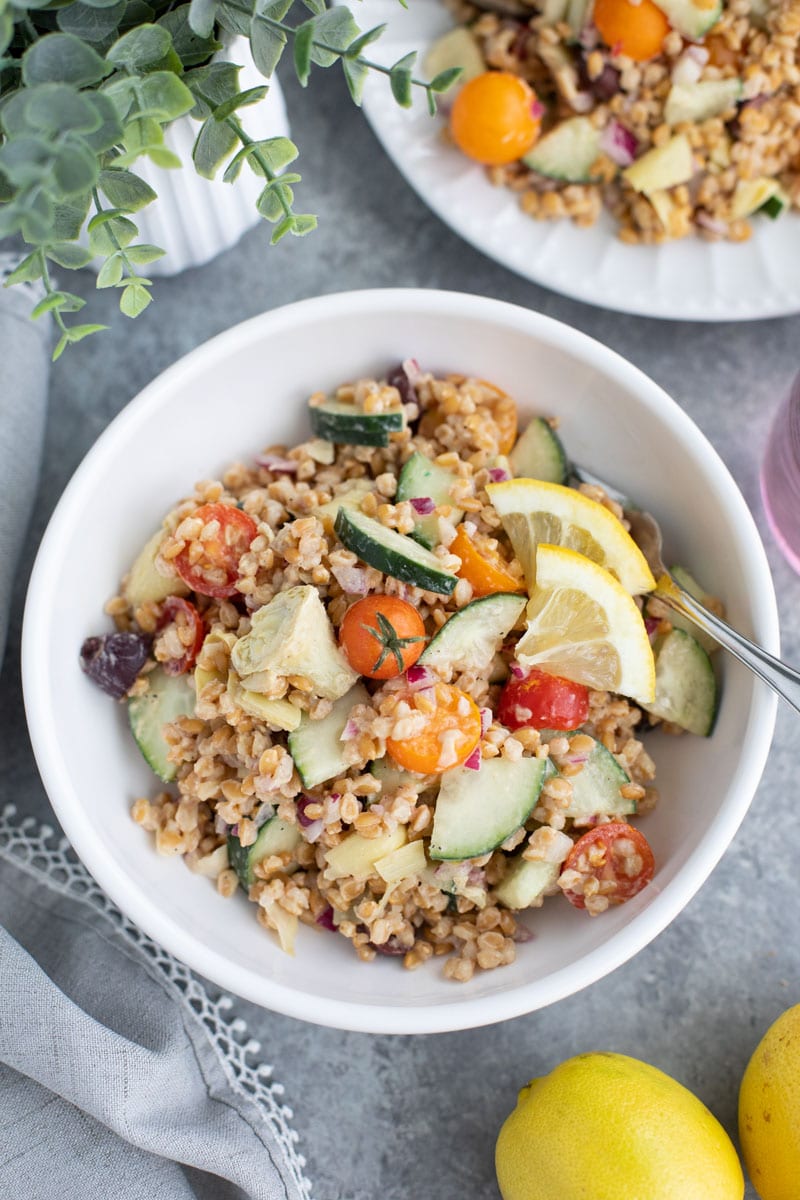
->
174, 503, 258, 599
562, 822, 655, 910
593, 0, 670, 62
450, 71, 542, 166
450, 526, 525, 599
339, 595, 426, 680
387, 683, 482, 774
157, 596, 205, 676
498, 667, 589, 732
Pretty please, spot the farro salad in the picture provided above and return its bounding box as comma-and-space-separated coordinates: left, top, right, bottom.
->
427, 0, 800, 242
81, 363, 721, 981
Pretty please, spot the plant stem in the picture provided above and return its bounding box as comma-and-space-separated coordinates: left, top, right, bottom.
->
37, 249, 68, 337
91, 188, 141, 282
224, 115, 293, 220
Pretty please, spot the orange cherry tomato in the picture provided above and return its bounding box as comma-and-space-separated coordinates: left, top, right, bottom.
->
386, 683, 482, 774
593, 0, 670, 62
339, 595, 426, 680
450, 525, 525, 599
562, 822, 655, 910
450, 71, 542, 166
174, 503, 258, 599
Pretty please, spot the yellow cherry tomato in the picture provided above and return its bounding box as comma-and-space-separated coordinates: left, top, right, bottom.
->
593, 0, 670, 62
451, 525, 525, 598
386, 683, 482, 774
450, 71, 542, 167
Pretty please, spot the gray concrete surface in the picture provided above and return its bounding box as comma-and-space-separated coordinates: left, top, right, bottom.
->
2, 64, 799, 1200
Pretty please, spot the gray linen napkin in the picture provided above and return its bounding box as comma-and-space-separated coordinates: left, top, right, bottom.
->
0, 269, 311, 1200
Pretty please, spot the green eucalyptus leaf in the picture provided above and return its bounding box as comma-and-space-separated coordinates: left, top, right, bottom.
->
256, 182, 284, 222
25, 83, 103, 135
344, 23, 386, 59
252, 135, 297, 174
106, 23, 172, 71
212, 85, 268, 122
186, 60, 240, 117
3, 250, 43, 285
22, 33, 112, 86
88, 211, 137, 253
53, 138, 99, 195
192, 113, 236, 178
31, 289, 86, 318
270, 214, 293, 243
0, 9, 13, 56
341, 55, 367, 106
45, 242, 94, 268
214, 5, 248, 38
249, 16, 286, 79
52, 196, 91, 239
101, 75, 139, 122
120, 280, 151, 316
0, 168, 13, 205
308, 7, 360, 67
138, 70, 195, 120
96, 251, 123, 287
0, 134, 53, 188
290, 212, 316, 235
389, 52, 416, 108
158, 5, 221, 67
300, 0, 324, 12
53, 322, 108, 359
123, 0, 156, 27
0, 91, 31, 137
0, 202, 24, 239
52, 333, 70, 362
425, 87, 436, 117
429, 66, 462, 93
98, 166, 156, 211
123, 242, 164, 264
293, 19, 313, 86
79, 0, 128, 11
57, 2, 127, 44
82, 92, 124, 150
187, 0, 216, 39
21, 190, 55, 244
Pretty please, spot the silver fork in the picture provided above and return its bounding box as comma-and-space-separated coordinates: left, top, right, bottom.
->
571, 465, 800, 717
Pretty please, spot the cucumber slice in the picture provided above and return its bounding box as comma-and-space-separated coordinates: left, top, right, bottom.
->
509, 418, 568, 484
522, 117, 602, 183
288, 682, 370, 790
370, 757, 430, 794
396, 452, 463, 549
128, 668, 195, 783
664, 79, 742, 126
334, 507, 458, 596
495, 856, 560, 909
309, 400, 405, 447
565, 735, 634, 820
731, 177, 781, 221
652, 0, 722, 38
646, 628, 717, 737
423, 27, 485, 88
312, 479, 374, 535
760, 193, 789, 220
429, 757, 548, 861
420, 592, 526, 676
228, 815, 301, 890
652, 566, 718, 655
123, 529, 189, 609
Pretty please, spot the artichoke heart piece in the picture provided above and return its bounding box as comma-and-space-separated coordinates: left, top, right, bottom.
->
231, 584, 359, 701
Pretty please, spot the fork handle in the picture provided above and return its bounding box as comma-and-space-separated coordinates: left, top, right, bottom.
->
655, 581, 800, 717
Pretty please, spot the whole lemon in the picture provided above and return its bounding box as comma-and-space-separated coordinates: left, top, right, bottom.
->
739, 1003, 800, 1200
495, 1051, 744, 1200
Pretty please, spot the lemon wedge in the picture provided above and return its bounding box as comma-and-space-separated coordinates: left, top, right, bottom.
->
486, 478, 656, 595
515, 544, 656, 703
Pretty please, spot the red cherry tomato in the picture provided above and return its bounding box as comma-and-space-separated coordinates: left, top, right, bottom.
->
157, 596, 205, 676
174, 503, 258, 599
498, 667, 590, 732
562, 822, 655, 910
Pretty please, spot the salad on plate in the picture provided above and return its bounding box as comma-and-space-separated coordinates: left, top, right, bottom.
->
80, 363, 721, 981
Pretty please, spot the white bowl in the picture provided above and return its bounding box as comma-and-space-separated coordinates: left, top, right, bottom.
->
23, 290, 779, 1034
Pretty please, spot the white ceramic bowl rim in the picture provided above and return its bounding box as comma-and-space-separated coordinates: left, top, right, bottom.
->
22, 289, 779, 1034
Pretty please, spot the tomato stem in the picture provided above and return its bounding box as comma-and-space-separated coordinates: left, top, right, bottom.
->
363, 612, 425, 674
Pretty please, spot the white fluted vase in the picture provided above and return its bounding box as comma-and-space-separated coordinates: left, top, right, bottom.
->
95, 38, 289, 276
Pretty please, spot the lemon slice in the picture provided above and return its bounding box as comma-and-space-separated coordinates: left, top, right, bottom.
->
515, 544, 656, 703
486, 478, 656, 595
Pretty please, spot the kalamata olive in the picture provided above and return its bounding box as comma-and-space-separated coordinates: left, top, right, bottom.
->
577, 52, 621, 101
80, 632, 152, 699
386, 362, 418, 406
371, 935, 408, 956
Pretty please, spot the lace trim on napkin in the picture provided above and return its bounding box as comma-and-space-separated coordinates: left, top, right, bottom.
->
0, 804, 313, 1200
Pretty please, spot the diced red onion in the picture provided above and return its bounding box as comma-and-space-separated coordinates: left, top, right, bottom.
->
406, 665, 434, 692
331, 564, 370, 595
565, 753, 590, 766
255, 452, 298, 474
464, 746, 482, 771
214, 813, 229, 836
340, 718, 359, 742
530, 99, 544, 120
671, 48, 705, 85
304, 819, 324, 844
510, 661, 527, 680
479, 707, 492, 735
296, 797, 316, 828
403, 357, 423, 384
231, 824, 239, 837
468, 866, 486, 887
488, 466, 511, 483
316, 906, 336, 931
512, 924, 535, 943
695, 211, 728, 236
600, 119, 637, 167
410, 496, 435, 515
644, 616, 660, 638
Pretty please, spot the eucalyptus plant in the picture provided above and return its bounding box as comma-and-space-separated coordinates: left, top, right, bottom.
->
0, 0, 459, 358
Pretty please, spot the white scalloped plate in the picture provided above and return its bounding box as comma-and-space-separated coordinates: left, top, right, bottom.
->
358, 0, 800, 320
